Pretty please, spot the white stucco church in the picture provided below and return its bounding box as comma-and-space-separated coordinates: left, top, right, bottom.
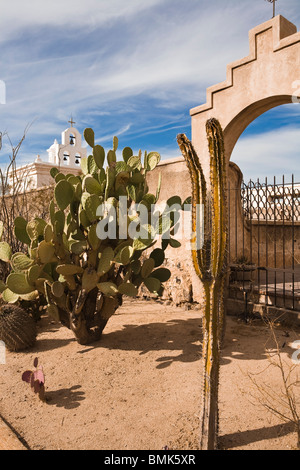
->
10, 120, 85, 190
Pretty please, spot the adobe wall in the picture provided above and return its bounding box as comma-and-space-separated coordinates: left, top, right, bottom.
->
147, 157, 241, 306
148, 156, 300, 306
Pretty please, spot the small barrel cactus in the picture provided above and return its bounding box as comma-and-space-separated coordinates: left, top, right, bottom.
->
0, 304, 37, 351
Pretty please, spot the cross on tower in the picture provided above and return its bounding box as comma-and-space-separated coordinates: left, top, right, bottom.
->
68, 117, 76, 127
265, 0, 277, 19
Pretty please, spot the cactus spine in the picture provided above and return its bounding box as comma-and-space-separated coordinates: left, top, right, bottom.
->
177, 118, 227, 450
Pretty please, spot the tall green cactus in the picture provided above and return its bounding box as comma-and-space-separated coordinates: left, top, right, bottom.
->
177, 118, 228, 450
0, 129, 181, 345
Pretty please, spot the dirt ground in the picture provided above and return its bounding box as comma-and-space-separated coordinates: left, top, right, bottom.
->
0, 299, 299, 451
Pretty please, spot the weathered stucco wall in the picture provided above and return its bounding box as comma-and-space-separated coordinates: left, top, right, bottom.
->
147, 157, 241, 306
148, 156, 300, 306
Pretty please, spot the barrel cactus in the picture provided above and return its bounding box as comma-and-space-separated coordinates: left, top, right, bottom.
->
0, 128, 181, 345
177, 118, 228, 450
0, 304, 37, 351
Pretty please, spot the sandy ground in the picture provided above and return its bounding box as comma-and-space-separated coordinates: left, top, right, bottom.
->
0, 299, 299, 451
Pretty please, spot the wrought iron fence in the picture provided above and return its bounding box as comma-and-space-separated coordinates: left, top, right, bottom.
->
241, 177, 300, 222
228, 175, 300, 312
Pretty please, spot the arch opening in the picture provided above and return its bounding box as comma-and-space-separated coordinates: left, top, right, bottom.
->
230, 99, 300, 181
224, 95, 294, 162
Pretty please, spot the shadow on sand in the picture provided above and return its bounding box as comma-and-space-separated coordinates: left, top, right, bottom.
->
46, 385, 85, 410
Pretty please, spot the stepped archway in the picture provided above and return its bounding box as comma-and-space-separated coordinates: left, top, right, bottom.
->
190, 15, 300, 179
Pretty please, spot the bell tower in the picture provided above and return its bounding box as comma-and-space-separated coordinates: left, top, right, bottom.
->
47, 118, 87, 168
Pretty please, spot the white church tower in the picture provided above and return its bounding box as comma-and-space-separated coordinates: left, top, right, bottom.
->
8, 119, 85, 191
47, 118, 87, 168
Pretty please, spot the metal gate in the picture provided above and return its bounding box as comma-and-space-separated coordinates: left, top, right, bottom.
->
228, 176, 300, 313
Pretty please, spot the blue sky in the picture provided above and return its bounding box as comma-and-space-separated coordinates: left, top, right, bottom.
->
0, 0, 299, 182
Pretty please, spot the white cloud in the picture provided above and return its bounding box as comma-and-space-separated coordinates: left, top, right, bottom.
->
0, 0, 299, 168
231, 126, 300, 182
0, 0, 163, 42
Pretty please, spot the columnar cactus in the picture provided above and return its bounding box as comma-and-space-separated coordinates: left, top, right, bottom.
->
0, 304, 37, 351
0, 129, 181, 345
177, 118, 228, 450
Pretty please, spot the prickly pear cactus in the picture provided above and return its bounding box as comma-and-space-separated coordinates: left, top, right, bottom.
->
0, 129, 181, 345
177, 118, 228, 450
0, 304, 37, 351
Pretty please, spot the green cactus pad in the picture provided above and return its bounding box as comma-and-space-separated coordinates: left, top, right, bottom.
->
166, 195, 182, 207
151, 268, 171, 282
80, 156, 89, 175
70, 240, 88, 255
26, 219, 47, 241
97, 247, 114, 276
19, 290, 39, 301
50, 167, 59, 179
118, 282, 138, 297
83, 175, 102, 195
169, 238, 181, 248
83, 194, 102, 223
126, 184, 136, 202
150, 248, 165, 267
7, 273, 35, 295
107, 150, 116, 167
55, 173, 66, 183
115, 162, 130, 174
122, 147, 133, 163
84, 128, 95, 148
27, 265, 42, 284
145, 152, 161, 171
104, 167, 115, 199
55, 180, 74, 211
0, 242, 12, 262
140, 193, 156, 210
51, 281, 65, 298
44, 224, 54, 243
113, 136, 119, 152
157, 214, 172, 236
114, 245, 134, 266
141, 258, 155, 279
88, 224, 100, 251
68, 175, 81, 186
87, 154, 98, 175
11, 253, 34, 272
14, 217, 31, 245
133, 237, 153, 252
54, 211, 65, 234
130, 172, 144, 185
56, 264, 84, 276
143, 277, 161, 294
130, 259, 141, 275
74, 182, 82, 201
93, 145, 105, 169
38, 241, 55, 264
97, 282, 118, 297
2, 288, 19, 303
79, 209, 91, 228
127, 156, 141, 170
